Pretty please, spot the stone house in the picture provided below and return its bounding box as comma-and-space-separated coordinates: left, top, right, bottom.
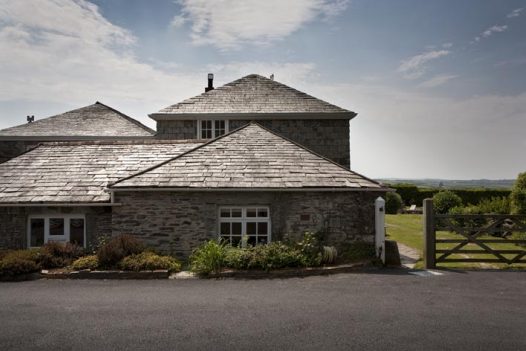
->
0, 101, 155, 163
0, 74, 387, 258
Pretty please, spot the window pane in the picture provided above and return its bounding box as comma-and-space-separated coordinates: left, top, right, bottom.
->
232, 222, 242, 235
258, 208, 268, 217
231, 209, 242, 217
206, 130, 212, 139
231, 236, 241, 246
49, 218, 64, 236
30, 218, 45, 247
70, 218, 84, 247
257, 222, 268, 235
247, 209, 257, 217
220, 209, 230, 218
220, 222, 230, 235
257, 236, 268, 244
247, 236, 256, 246
247, 222, 256, 235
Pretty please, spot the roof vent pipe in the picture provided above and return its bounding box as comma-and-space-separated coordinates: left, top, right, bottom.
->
205, 73, 214, 92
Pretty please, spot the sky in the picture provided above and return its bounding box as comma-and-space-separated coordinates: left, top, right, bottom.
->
0, 0, 525, 180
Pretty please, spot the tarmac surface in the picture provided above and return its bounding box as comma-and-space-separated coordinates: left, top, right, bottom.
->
1, 268, 525, 350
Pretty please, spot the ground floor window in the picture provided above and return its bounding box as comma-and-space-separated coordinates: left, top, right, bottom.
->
27, 215, 86, 248
219, 207, 270, 246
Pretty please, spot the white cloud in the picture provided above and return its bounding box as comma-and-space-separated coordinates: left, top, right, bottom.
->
172, 0, 349, 50
507, 8, 523, 18
397, 50, 450, 79
308, 82, 526, 178
442, 42, 453, 48
482, 25, 508, 38
0, 0, 316, 129
418, 74, 457, 88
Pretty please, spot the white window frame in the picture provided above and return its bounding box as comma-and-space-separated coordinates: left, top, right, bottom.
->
27, 214, 86, 248
197, 120, 229, 139
218, 206, 271, 246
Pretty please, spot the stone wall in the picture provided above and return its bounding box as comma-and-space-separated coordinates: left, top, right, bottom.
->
155, 119, 351, 167
0, 206, 112, 249
0, 140, 39, 163
112, 191, 382, 258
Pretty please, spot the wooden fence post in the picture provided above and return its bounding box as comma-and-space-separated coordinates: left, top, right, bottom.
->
423, 199, 435, 269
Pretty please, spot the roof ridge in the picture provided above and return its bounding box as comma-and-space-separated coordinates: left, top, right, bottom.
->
250, 122, 386, 188
108, 122, 253, 188
95, 101, 155, 135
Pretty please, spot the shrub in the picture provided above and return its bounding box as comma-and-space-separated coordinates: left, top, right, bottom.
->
433, 190, 462, 214
248, 242, 307, 270
511, 172, 526, 214
296, 231, 323, 267
0, 251, 40, 278
97, 234, 144, 268
189, 240, 227, 275
385, 192, 403, 214
321, 246, 338, 264
119, 252, 181, 272
39, 242, 85, 268
224, 247, 251, 270
339, 241, 376, 262
476, 197, 510, 214
71, 255, 99, 271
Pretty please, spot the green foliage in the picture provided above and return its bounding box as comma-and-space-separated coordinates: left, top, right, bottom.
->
71, 255, 99, 270
119, 252, 181, 273
189, 240, 227, 275
296, 231, 323, 266
225, 242, 308, 271
0, 250, 40, 278
339, 241, 376, 262
390, 184, 511, 207
321, 246, 338, 264
511, 172, 526, 214
433, 190, 462, 214
96, 234, 145, 268
385, 192, 403, 214
39, 242, 85, 268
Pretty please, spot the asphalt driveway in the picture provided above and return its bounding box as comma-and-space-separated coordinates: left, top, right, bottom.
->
0, 269, 525, 351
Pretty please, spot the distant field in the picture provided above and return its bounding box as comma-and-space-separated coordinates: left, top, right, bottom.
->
385, 214, 526, 269
377, 178, 514, 189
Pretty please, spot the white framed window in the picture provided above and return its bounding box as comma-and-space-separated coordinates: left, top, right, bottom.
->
218, 207, 271, 246
197, 120, 229, 139
27, 214, 86, 248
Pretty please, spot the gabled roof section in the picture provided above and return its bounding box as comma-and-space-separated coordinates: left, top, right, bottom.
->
110, 123, 385, 191
0, 140, 202, 204
150, 74, 356, 120
0, 102, 155, 138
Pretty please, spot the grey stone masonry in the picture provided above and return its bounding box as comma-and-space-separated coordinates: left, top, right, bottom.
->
112, 191, 383, 258
0, 206, 111, 249
155, 119, 350, 167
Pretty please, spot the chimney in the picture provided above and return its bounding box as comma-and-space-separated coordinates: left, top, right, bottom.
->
27, 115, 35, 123
205, 73, 214, 92
270, 73, 274, 80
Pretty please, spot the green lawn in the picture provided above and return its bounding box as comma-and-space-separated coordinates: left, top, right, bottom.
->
385, 214, 526, 269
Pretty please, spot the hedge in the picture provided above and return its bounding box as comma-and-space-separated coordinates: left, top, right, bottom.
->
389, 184, 511, 207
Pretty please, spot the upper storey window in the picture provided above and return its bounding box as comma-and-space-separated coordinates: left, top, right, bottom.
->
198, 120, 229, 139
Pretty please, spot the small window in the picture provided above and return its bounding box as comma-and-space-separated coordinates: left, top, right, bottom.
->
198, 120, 229, 139
27, 215, 86, 248
218, 207, 271, 247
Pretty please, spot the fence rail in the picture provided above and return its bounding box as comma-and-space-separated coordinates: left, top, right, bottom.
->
423, 199, 526, 268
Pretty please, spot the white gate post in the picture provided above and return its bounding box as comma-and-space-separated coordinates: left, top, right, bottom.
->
375, 197, 386, 264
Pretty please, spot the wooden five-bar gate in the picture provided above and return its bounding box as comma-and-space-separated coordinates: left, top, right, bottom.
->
423, 199, 526, 269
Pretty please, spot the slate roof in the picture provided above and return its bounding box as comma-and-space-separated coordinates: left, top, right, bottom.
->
0, 141, 201, 203
151, 74, 356, 118
0, 102, 154, 138
111, 123, 385, 190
